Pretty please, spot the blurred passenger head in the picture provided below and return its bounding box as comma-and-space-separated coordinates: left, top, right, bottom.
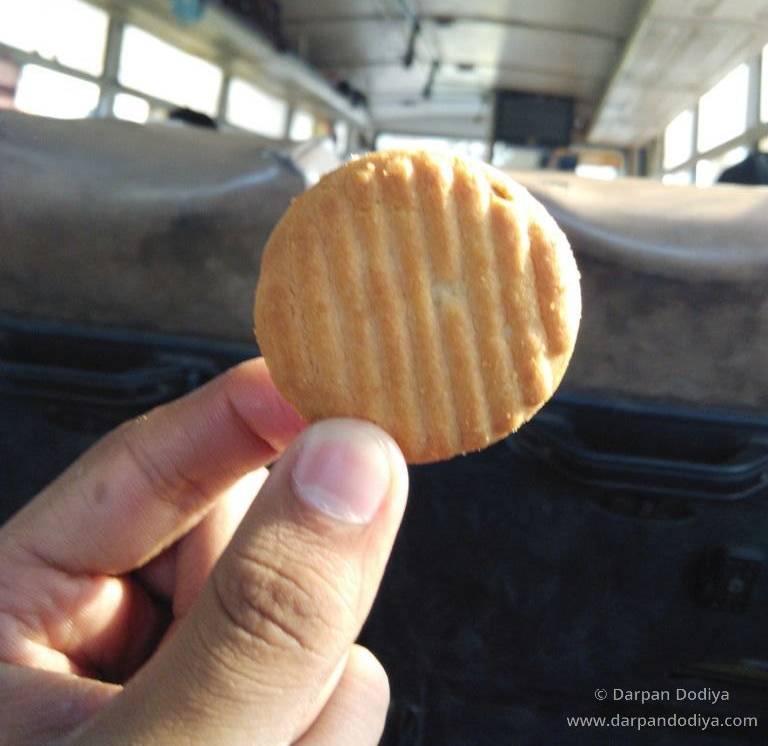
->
167, 107, 218, 130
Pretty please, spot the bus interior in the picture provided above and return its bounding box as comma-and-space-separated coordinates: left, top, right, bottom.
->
2, 1, 768, 744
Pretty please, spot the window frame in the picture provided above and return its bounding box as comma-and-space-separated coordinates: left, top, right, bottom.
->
0, 0, 110, 77
0, 1, 333, 141
660, 55, 764, 185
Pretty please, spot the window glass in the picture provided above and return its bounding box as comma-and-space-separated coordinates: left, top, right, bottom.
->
119, 26, 222, 116
334, 120, 349, 155
289, 108, 315, 141
378, 133, 487, 161
695, 146, 749, 186
575, 164, 618, 180
14, 64, 100, 119
761, 43, 768, 122
491, 142, 541, 169
697, 64, 749, 153
226, 77, 287, 138
0, 0, 108, 76
113, 92, 150, 124
663, 109, 693, 170
662, 170, 692, 186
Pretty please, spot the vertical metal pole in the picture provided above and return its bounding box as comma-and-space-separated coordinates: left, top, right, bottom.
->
746, 53, 761, 148
216, 71, 230, 126
284, 103, 295, 141
96, 15, 124, 118
689, 105, 699, 184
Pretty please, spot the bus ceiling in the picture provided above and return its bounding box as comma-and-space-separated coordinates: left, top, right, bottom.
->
278, 0, 768, 148
1, 0, 768, 176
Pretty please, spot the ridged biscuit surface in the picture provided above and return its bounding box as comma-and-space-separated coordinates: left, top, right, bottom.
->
254, 150, 581, 463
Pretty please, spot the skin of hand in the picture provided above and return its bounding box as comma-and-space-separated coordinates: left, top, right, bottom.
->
0, 358, 408, 745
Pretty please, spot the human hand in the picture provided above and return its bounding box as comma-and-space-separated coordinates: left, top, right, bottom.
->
0, 359, 408, 745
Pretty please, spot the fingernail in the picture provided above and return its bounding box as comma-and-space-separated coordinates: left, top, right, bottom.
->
291, 420, 392, 524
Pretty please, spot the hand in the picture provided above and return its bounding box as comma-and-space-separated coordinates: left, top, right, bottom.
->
0, 359, 408, 745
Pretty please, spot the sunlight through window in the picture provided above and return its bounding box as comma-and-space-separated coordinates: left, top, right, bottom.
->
662, 170, 692, 186
0, 0, 108, 76
377, 133, 487, 161
113, 92, 150, 123
226, 77, 287, 138
762, 43, 768, 122
14, 64, 100, 119
663, 109, 693, 170
697, 64, 749, 153
289, 108, 315, 141
575, 164, 618, 180
119, 26, 222, 117
695, 146, 749, 186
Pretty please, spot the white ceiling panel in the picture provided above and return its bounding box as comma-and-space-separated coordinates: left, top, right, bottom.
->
341, 62, 433, 96
294, 19, 414, 65
338, 59, 602, 104
652, 0, 768, 23
372, 94, 489, 138
591, 0, 768, 145
489, 68, 604, 100
429, 21, 618, 76
282, 1, 393, 21
413, 0, 643, 38
280, 0, 644, 135
622, 16, 752, 89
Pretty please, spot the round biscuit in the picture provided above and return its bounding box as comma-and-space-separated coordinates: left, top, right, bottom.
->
254, 150, 581, 463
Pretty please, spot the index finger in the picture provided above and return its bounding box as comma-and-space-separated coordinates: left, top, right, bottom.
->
1, 359, 306, 575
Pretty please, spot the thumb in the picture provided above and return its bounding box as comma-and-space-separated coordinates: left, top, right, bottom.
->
76, 419, 408, 746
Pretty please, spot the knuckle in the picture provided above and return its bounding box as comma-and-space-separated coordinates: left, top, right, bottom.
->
212, 548, 355, 659
116, 419, 208, 514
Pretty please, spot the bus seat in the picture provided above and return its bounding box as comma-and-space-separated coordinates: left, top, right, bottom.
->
513, 170, 768, 409
0, 111, 304, 342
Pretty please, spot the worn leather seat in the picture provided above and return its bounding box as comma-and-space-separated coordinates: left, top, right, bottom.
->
513, 170, 768, 408
514, 170, 768, 280
1, 112, 765, 407
0, 111, 304, 341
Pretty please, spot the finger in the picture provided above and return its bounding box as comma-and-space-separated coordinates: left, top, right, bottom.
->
58, 471, 265, 680
172, 468, 268, 619
2, 359, 305, 575
0, 557, 164, 682
294, 645, 390, 746
136, 468, 268, 611
80, 419, 408, 746
0, 468, 265, 685
0, 663, 119, 745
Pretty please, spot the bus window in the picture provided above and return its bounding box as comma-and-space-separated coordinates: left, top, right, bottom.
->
226, 77, 287, 139
112, 92, 151, 124
762, 44, 768, 123
663, 110, 694, 171
662, 170, 693, 186
377, 132, 486, 161
0, 0, 107, 76
289, 108, 315, 141
118, 25, 222, 117
697, 64, 749, 154
14, 64, 99, 119
696, 145, 750, 187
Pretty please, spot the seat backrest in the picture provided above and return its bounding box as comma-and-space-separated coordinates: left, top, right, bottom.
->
0, 111, 304, 341
513, 171, 768, 409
